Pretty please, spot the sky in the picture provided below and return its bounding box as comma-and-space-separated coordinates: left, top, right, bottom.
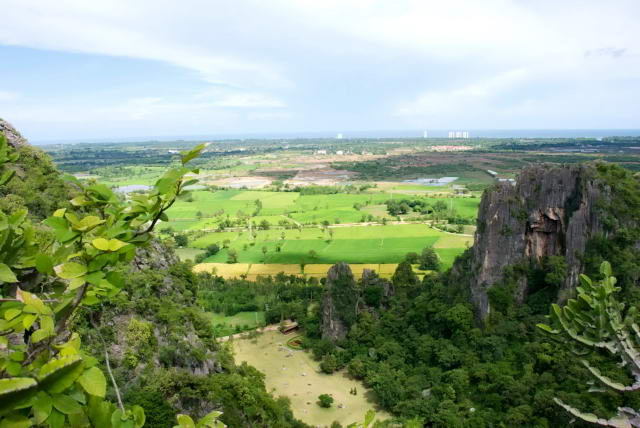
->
0, 0, 639, 141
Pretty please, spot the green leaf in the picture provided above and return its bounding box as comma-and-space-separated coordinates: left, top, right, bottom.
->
35, 253, 54, 274
108, 238, 128, 251
38, 355, 84, 394
32, 328, 52, 343
180, 143, 206, 165
43, 216, 70, 241
92, 238, 111, 251
0, 415, 31, 428
0, 263, 18, 283
77, 367, 106, 398
175, 414, 196, 428
132, 405, 146, 428
0, 377, 38, 413
52, 393, 82, 415
600, 261, 612, 278
57, 262, 87, 279
47, 409, 65, 428
22, 314, 36, 329
33, 392, 53, 424
4, 308, 21, 321
74, 216, 105, 232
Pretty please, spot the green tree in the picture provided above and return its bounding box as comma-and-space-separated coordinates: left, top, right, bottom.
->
419, 246, 440, 271
227, 248, 239, 264
391, 261, 418, 286
320, 354, 338, 374
317, 394, 334, 408
174, 233, 188, 247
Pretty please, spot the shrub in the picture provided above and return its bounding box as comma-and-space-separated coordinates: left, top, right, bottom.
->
318, 394, 334, 408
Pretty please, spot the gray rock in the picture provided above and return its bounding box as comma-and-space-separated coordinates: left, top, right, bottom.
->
321, 262, 356, 342
0, 118, 29, 148
466, 163, 609, 320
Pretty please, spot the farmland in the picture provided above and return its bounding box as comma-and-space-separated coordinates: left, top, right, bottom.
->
188, 223, 471, 266
160, 188, 478, 269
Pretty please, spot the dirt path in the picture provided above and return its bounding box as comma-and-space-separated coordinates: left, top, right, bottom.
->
216, 323, 281, 342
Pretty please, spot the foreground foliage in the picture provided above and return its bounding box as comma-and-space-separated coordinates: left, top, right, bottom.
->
539, 262, 640, 427
0, 136, 206, 427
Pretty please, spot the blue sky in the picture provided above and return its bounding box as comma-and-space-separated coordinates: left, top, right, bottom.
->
0, 0, 639, 141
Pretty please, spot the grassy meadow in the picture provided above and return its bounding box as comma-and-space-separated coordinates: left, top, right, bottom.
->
231, 331, 389, 426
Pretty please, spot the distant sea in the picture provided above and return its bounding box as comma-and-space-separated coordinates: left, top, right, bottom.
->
33, 129, 640, 145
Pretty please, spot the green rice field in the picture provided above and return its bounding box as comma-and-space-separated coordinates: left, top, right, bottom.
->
187, 224, 471, 266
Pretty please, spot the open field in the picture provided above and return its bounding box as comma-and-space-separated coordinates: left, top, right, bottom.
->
163, 189, 480, 227
232, 331, 389, 426
193, 262, 433, 279
187, 224, 472, 265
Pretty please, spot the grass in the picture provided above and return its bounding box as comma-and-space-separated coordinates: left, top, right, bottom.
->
204, 311, 265, 337
163, 189, 479, 229
190, 224, 469, 265
174, 247, 204, 261
231, 330, 389, 426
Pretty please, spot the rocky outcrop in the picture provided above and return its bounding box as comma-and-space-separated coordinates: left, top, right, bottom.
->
0, 118, 28, 148
131, 239, 179, 273
468, 163, 609, 320
321, 262, 357, 342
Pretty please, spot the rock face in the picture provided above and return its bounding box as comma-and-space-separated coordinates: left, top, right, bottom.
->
131, 239, 179, 273
468, 163, 608, 320
0, 119, 29, 148
321, 262, 357, 342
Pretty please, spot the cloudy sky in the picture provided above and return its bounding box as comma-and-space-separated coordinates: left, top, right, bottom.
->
0, 0, 639, 141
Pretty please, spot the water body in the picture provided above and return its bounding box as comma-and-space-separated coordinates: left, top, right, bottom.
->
403, 177, 458, 186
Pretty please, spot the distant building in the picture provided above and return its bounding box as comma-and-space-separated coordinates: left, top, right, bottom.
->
336, 133, 343, 139
315, 149, 327, 155
423, 130, 428, 138
335, 150, 344, 155
448, 130, 470, 139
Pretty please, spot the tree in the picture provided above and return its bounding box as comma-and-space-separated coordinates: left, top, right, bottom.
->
404, 252, 419, 264
261, 246, 268, 260
227, 248, 239, 264
419, 246, 440, 271
0, 137, 207, 427
259, 219, 270, 230
317, 394, 334, 408
320, 354, 338, 374
308, 249, 318, 260
174, 233, 189, 247
538, 261, 640, 426
391, 261, 418, 286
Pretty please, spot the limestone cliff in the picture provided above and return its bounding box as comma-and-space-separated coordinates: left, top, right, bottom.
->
0, 118, 29, 148
467, 163, 610, 320
321, 262, 358, 342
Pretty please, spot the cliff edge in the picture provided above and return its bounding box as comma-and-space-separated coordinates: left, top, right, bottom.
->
467, 163, 610, 320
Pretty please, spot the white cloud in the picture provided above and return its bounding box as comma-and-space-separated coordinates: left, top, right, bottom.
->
0, 0, 639, 137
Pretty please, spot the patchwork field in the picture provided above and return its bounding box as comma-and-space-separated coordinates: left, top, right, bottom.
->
193, 262, 433, 280
163, 189, 480, 228
231, 331, 389, 426
187, 224, 472, 266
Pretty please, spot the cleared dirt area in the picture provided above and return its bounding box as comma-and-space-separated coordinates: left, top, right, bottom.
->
231, 331, 388, 426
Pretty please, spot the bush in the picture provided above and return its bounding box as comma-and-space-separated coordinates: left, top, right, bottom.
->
318, 394, 334, 408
